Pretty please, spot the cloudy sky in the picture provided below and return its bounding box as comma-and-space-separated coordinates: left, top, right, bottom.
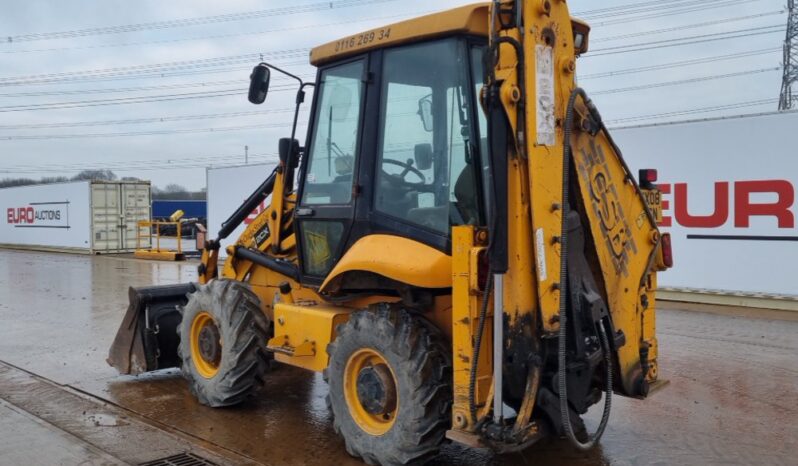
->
0, 0, 788, 190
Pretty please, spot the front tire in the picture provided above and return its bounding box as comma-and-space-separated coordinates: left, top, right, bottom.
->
178, 279, 270, 407
325, 306, 452, 465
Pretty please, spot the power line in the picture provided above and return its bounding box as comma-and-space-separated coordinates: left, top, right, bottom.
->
592, 11, 784, 43
0, 74, 315, 98
0, 122, 305, 140
1, 0, 398, 43
587, 25, 785, 57
590, 0, 760, 27
2, 153, 276, 171
592, 67, 780, 96
607, 98, 779, 125
580, 47, 781, 80
0, 109, 296, 130
0, 49, 309, 86
575, 0, 714, 17
578, 0, 739, 20
0, 10, 433, 55
0, 158, 279, 174
0, 153, 281, 173
0, 88, 247, 112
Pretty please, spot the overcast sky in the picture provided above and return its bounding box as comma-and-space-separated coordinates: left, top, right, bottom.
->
0, 0, 788, 190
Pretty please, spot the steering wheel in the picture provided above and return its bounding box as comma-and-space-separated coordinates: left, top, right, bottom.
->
382, 158, 426, 186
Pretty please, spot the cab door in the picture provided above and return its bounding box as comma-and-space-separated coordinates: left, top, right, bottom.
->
295, 57, 368, 284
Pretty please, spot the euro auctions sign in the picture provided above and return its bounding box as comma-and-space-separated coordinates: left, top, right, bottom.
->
613, 111, 798, 296
6, 202, 70, 228
657, 180, 794, 234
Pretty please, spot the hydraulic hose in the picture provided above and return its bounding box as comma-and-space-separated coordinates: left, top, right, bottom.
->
469, 273, 494, 423
557, 87, 613, 451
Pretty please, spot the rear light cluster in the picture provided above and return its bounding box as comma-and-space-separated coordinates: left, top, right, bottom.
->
660, 233, 673, 268
639, 169, 658, 189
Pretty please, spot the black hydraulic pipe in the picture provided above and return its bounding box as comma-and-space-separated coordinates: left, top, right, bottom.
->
217, 169, 277, 240
234, 246, 300, 282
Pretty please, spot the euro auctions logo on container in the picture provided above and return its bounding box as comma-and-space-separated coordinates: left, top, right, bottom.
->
6, 202, 70, 229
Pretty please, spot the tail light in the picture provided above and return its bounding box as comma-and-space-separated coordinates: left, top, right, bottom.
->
660, 233, 673, 268
639, 169, 658, 189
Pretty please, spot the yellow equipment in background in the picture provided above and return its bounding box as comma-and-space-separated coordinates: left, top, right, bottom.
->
109, 2, 672, 465
133, 209, 185, 261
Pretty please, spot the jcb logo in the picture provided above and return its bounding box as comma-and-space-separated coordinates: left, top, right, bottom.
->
575, 139, 636, 277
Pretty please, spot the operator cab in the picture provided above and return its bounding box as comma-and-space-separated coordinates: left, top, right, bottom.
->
247, 5, 495, 287
295, 37, 490, 283
295, 33, 491, 284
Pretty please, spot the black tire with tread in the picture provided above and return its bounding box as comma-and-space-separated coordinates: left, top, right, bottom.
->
325, 306, 453, 466
177, 279, 270, 407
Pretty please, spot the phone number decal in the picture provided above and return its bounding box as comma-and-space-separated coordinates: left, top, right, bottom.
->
334, 28, 391, 52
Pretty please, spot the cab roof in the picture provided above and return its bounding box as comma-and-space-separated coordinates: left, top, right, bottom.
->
309, 3, 490, 66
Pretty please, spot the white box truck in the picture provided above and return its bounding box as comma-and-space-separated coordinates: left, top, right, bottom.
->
0, 180, 151, 253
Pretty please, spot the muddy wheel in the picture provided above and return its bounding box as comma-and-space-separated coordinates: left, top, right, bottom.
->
325, 306, 452, 465
177, 279, 270, 407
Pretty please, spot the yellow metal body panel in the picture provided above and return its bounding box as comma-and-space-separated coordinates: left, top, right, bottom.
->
310, 3, 489, 66
451, 226, 492, 431
268, 301, 352, 372
133, 250, 184, 261
320, 234, 453, 292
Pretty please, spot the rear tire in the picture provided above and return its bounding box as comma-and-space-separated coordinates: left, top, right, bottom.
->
178, 279, 270, 407
325, 306, 452, 465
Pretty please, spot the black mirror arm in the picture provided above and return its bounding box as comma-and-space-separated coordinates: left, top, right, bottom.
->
257, 61, 304, 87
253, 61, 315, 197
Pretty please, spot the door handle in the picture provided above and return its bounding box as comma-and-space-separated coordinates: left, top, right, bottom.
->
295, 208, 315, 218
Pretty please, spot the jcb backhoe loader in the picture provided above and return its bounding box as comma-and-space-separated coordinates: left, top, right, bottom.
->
108, 1, 672, 464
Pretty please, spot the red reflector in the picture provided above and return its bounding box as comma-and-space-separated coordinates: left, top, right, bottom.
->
660, 233, 673, 268
640, 169, 658, 183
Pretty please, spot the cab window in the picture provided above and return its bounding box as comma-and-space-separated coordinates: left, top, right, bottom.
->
374, 39, 482, 234
301, 60, 365, 206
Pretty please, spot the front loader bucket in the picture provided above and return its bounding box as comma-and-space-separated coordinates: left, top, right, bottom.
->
107, 283, 196, 375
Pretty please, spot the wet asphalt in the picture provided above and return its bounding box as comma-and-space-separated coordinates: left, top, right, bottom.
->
0, 248, 796, 465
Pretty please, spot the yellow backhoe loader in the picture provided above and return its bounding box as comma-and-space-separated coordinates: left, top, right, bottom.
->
109, 1, 673, 464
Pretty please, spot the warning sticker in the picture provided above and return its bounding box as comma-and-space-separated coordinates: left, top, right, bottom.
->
535, 227, 548, 281
535, 45, 556, 146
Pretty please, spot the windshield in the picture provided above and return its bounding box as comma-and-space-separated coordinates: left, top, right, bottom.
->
374, 38, 484, 234
301, 60, 365, 206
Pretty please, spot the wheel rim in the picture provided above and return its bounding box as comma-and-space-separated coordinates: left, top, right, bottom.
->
190, 311, 221, 378
343, 348, 399, 436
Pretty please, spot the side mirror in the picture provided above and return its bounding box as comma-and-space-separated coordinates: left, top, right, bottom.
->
414, 143, 433, 171
417, 95, 433, 132
279, 138, 300, 168
248, 64, 271, 104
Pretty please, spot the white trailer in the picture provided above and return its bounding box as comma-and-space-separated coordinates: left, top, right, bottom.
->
0, 180, 151, 254
613, 110, 798, 304
207, 162, 277, 255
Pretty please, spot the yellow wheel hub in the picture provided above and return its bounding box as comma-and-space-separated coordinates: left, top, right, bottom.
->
343, 348, 399, 436
190, 311, 221, 379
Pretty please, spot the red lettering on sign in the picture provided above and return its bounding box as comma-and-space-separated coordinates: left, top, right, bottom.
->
734, 180, 795, 228
674, 182, 729, 228
244, 201, 267, 225
6, 208, 13, 224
